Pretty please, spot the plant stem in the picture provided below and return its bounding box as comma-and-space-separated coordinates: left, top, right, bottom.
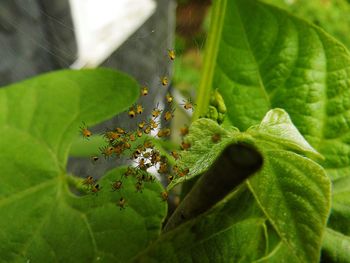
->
163, 143, 263, 232
193, 0, 227, 120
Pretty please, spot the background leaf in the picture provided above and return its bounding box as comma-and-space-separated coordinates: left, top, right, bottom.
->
197, 0, 350, 258
0, 69, 167, 262
210, 0, 350, 183
321, 175, 350, 262
322, 228, 350, 262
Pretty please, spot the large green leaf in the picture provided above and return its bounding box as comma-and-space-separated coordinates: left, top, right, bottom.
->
194, 0, 350, 259
321, 175, 350, 262
133, 186, 270, 263
134, 186, 304, 263
322, 228, 350, 262
0, 69, 167, 262
248, 151, 330, 262
161, 110, 331, 262
209, 0, 350, 183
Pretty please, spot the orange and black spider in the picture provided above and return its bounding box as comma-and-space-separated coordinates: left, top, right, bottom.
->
124, 167, 135, 178
141, 86, 148, 96
158, 161, 168, 174
138, 158, 151, 171
151, 150, 161, 165
161, 76, 169, 86
136, 104, 144, 115
135, 181, 143, 193
138, 121, 146, 129
165, 93, 173, 104
180, 125, 189, 137
157, 128, 171, 138
111, 180, 123, 191
118, 197, 126, 210
104, 131, 120, 142
180, 141, 191, 150
170, 151, 180, 160
128, 106, 136, 118
181, 98, 196, 111
136, 129, 143, 137
100, 145, 114, 158
152, 104, 162, 119
143, 140, 154, 149
149, 119, 159, 129
83, 176, 95, 187
168, 49, 175, 61
164, 109, 175, 122
90, 156, 99, 163
212, 133, 221, 143
80, 122, 92, 139
91, 184, 101, 195
115, 127, 126, 135
178, 167, 190, 178
161, 191, 169, 201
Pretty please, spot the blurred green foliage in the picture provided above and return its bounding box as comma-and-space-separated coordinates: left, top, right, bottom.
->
263, 0, 350, 49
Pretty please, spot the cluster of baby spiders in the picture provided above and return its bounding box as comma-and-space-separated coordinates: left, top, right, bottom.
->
79, 49, 198, 210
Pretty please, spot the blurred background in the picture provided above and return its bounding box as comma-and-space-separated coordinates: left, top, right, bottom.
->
1, 0, 350, 178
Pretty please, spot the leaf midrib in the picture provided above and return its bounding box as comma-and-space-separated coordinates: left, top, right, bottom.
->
0, 178, 57, 207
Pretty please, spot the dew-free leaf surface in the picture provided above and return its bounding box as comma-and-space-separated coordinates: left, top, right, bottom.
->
192, 0, 350, 260
154, 109, 331, 262
133, 186, 270, 263
0, 69, 167, 262
209, 0, 350, 183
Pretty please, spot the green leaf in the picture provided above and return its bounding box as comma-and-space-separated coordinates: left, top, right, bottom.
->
328, 175, 350, 235
167, 118, 239, 190
201, 0, 350, 183
167, 110, 330, 261
133, 186, 269, 263
322, 175, 350, 262
0, 69, 167, 262
247, 109, 322, 160
70, 135, 106, 157
194, 0, 350, 257
170, 109, 323, 188
134, 186, 304, 263
248, 151, 331, 262
322, 228, 350, 263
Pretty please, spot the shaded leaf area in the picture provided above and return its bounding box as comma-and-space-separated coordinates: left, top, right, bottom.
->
213, 0, 350, 184
0, 69, 167, 262
248, 151, 330, 262
203, 0, 350, 259
160, 110, 331, 262
321, 176, 350, 262
322, 228, 350, 263
134, 186, 300, 263
133, 186, 268, 263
